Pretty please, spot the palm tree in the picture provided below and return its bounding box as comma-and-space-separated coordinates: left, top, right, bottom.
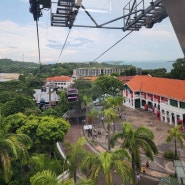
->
30, 170, 95, 185
110, 122, 158, 174
102, 107, 118, 150
166, 125, 185, 160
29, 154, 63, 175
30, 170, 74, 185
0, 129, 32, 183
65, 137, 87, 184
87, 109, 98, 125
103, 96, 123, 110
81, 148, 134, 185
81, 95, 93, 124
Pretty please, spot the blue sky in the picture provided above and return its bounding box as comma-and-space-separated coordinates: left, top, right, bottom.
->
0, 0, 184, 64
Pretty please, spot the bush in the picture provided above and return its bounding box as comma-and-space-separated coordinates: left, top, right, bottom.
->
163, 150, 179, 160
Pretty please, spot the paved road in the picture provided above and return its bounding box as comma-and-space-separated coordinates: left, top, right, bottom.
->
64, 106, 180, 185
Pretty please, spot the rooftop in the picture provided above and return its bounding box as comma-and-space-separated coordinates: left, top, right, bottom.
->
46, 76, 72, 82
125, 75, 185, 101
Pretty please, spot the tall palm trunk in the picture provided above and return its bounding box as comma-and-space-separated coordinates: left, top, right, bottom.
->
74, 169, 77, 184
108, 124, 111, 151
174, 138, 178, 159
131, 152, 137, 185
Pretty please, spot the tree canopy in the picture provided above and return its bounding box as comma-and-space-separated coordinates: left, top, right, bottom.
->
92, 76, 123, 99
1, 95, 38, 117
3, 114, 70, 154
111, 122, 158, 173
170, 58, 185, 79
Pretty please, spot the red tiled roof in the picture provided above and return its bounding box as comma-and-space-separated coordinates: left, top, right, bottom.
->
117, 76, 134, 83
46, 76, 72, 82
125, 75, 185, 101
82, 76, 98, 82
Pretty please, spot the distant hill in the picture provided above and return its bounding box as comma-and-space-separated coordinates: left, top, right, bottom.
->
0, 59, 133, 77
0, 58, 39, 73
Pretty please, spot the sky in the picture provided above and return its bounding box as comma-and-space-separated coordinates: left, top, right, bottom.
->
0, 0, 184, 64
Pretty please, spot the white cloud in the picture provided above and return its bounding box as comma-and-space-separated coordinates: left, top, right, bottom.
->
0, 0, 184, 64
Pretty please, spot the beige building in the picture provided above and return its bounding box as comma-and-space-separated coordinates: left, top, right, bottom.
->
74, 67, 125, 77
45, 76, 74, 89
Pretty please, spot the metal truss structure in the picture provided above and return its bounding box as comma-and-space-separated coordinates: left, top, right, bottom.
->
50, 0, 168, 31
29, 0, 185, 56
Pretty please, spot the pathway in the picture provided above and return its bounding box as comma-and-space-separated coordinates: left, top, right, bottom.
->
64, 106, 182, 184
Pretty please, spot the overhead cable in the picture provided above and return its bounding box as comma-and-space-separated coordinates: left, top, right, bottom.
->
92, 30, 133, 62
57, 28, 72, 63
36, 20, 42, 71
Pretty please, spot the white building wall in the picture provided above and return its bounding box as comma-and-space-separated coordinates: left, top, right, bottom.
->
46, 80, 73, 89
123, 89, 185, 126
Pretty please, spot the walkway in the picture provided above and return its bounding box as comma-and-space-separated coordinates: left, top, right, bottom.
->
64, 106, 183, 184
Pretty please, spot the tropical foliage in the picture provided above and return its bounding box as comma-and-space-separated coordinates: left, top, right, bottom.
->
30, 170, 74, 185
92, 75, 123, 99
81, 149, 134, 185
3, 113, 70, 154
103, 96, 123, 109
111, 122, 158, 173
102, 107, 118, 150
166, 125, 185, 160
65, 137, 87, 183
170, 58, 185, 79
1, 95, 37, 117
0, 129, 32, 183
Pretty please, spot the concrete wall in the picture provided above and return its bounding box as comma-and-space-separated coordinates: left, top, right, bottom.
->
163, 0, 185, 56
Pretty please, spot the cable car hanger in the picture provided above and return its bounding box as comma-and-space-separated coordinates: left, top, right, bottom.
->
29, 0, 168, 31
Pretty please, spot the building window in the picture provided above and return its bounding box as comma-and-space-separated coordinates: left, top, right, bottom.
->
170, 99, 178, 107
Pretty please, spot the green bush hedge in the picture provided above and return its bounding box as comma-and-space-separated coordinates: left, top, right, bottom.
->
163, 150, 179, 160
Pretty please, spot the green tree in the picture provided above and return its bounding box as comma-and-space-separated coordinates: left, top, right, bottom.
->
125, 67, 137, 76
170, 58, 185, 79
36, 116, 70, 153
29, 154, 63, 175
166, 125, 185, 160
92, 76, 123, 99
75, 80, 92, 91
3, 113, 27, 133
0, 91, 15, 104
102, 108, 118, 150
65, 137, 87, 184
41, 108, 60, 117
26, 77, 44, 89
14, 115, 70, 154
103, 96, 123, 134
81, 95, 93, 123
0, 130, 32, 183
53, 91, 71, 117
75, 80, 93, 109
141, 70, 149, 75
1, 95, 37, 117
111, 122, 158, 174
103, 96, 123, 109
81, 149, 134, 185
30, 170, 95, 185
86, 109, 98, 125
30, 170, 74, 185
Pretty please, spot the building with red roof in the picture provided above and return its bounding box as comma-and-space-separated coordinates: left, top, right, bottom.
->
117, 76, 134, 84
123, 75, 185, 127
81, 76, 98, 82
45, 76, 74, 89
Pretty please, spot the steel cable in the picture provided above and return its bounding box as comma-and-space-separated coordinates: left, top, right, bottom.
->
92, 30, 133, 62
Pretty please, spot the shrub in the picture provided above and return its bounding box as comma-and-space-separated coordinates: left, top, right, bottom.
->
163, 150, 179, 160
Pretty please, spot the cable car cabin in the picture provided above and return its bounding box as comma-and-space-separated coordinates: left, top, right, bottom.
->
66, 88, 78, 102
